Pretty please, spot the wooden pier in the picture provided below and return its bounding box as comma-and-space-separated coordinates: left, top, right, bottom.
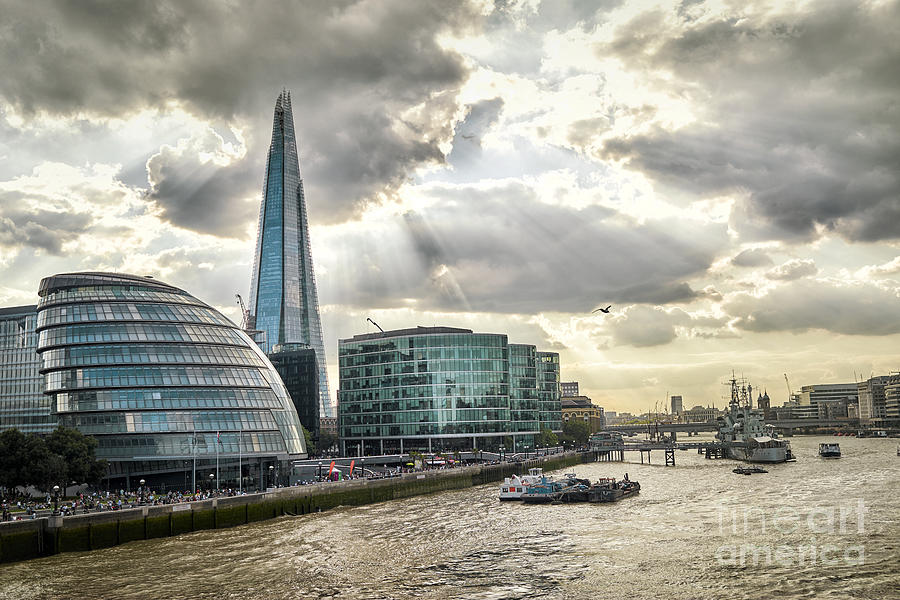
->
592, 440, 742, 466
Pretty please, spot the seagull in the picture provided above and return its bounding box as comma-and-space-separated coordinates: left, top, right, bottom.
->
592, 305, 612, 314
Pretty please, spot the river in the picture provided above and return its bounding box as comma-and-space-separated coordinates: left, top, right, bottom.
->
1, 435, 898, 600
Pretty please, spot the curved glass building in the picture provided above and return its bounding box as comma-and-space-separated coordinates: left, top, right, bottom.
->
35, 272, 307, 490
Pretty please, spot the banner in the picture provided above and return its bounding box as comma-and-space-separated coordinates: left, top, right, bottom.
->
327, 461, 335, 479
349, 460, 356, 477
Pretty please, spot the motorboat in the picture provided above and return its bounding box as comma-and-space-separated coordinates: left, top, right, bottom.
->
818, 443, 841, 458
499, 467, 546, 501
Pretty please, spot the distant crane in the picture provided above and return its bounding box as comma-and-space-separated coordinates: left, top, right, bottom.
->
235, 294, 250, 330
784, 373, 793, 404
367, 317, 384, 333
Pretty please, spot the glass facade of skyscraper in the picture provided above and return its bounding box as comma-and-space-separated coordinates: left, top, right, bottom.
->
35, 272, 307, 489
537, 351, 562, 432
249, 90, 332, 418
0, 306, 54, 433
338, 327, 561, 455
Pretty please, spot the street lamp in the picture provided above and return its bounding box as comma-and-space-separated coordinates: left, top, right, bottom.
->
139, 479, 146, 505
209, 473, 215, 493
499, 446, 505, 462
360, 458, 365, 479
268, 465, 275, 489
317, 461, 323, 482
52, 485, 60, 516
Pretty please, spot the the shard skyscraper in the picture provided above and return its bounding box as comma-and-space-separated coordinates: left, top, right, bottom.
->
249, 90, 332, 417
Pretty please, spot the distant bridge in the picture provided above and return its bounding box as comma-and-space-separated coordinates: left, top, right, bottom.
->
605, 423, 717, 434
604, 418, 859, 435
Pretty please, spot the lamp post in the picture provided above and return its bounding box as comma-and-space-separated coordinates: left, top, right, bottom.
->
268, 465, 274, 489
499, 446, 505, 462
209, 473, 215, 494
317, 461, 323, 482
52, 485, 60, 516
139, 479, 146, 505
360, 458, 365, 479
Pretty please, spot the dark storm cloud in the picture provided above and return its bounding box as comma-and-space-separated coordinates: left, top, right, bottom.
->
725, 280, 900, 336
597, 1, 900, 243
325, 181, 727, 313
145, 145, 259, 238
731, 248, 773, 268
0, 0, 481, 234
0, 195, 93, 254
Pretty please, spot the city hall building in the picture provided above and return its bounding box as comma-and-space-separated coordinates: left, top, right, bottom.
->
337, 326, 561, 455
35, 272, 308, 490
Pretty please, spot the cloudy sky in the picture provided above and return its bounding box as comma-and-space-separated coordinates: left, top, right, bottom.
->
2, 0, 899, 413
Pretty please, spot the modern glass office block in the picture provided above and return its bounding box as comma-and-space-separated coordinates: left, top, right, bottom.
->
0, 306, 54, 433
536, 351, 562, 432
35, 272, 307, 489
248, 90, 332, 418
339, 326, 558, 455
268, 343, 320, 443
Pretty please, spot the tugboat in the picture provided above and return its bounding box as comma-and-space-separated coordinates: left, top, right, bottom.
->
716, 373, 790, 463
733, 466, 768, 475
818, 442, 841, 458
499, 467, 546, 501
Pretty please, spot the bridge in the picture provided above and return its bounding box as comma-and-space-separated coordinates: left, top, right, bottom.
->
605, 423, 717, 434
605, 418, 860, 435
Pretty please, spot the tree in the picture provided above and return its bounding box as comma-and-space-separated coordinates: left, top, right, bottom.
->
561, 419, 591, 448
301, 425, 317, 456
0, 428, 28, 495
46, 427, 107, 487
318, 430, 338, 456
536, 428, 558, 447
0, 427, 107, 495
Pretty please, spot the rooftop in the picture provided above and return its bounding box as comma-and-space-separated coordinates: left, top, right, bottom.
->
340, 326, 475, 343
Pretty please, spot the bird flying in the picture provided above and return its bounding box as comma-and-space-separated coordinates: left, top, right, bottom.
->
592, 305, 612, 314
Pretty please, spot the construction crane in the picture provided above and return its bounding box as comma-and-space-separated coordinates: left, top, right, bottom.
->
367, 317, 384, 333
784, 373, 793, 404
235, 294, 250, 330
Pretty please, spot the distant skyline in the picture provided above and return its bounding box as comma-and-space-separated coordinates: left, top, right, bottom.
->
1, 1, 899, 413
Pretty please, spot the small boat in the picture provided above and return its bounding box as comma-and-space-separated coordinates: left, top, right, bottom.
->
733, 466, 768, 475
499, 467, 546, 500
819, 443, 841, 458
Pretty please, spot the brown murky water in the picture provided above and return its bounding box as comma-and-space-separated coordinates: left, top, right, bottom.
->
1, 435, 898, 599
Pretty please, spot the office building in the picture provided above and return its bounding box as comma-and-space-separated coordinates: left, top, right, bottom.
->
885, 374, 900, 424
36, 272, 308, 489
858, 376, 889, 424
560, 381, 579, 397
0, 306, 55, 433
337, 326, 561, 455
268, 343, 320, 442
561, 396, 605, 432
248, 90, 331, 418
670, 395, 683, 416
536, 351, 562, 432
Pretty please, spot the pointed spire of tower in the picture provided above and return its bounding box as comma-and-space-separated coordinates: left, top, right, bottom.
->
249, 90, 332, 418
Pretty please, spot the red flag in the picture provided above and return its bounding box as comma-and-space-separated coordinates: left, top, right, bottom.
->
349, 460, 356, 477
327, 461, 335, 479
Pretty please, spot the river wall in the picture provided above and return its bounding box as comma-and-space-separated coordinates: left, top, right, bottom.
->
0, 452, 591, 564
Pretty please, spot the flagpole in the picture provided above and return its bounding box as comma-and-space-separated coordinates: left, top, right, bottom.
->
216, 430, 220, 492
191, 427, 196, 494
238, 431, 242, 494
